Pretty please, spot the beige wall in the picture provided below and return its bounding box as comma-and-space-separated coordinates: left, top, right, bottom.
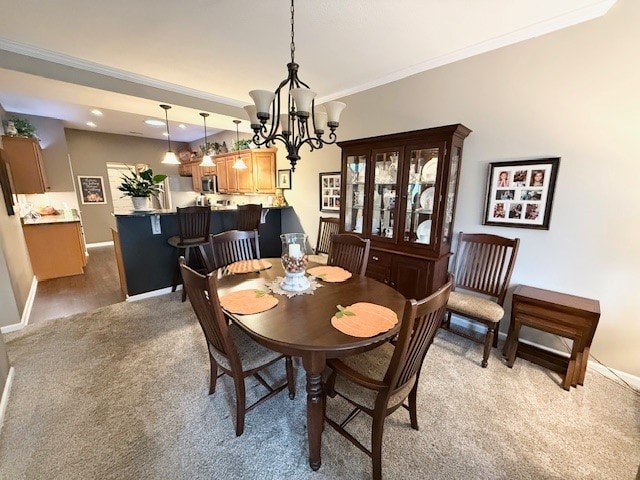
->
65, 129, 188, 243
285, 0, 640, 375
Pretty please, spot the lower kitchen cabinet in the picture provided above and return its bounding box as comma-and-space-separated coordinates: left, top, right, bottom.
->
22, 220, 86, 281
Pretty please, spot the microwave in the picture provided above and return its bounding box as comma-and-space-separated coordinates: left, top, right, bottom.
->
201, 176, 217, 193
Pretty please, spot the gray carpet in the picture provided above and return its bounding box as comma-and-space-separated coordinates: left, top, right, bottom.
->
1, 293, 638, 479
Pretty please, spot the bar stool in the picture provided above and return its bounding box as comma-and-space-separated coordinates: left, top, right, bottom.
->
168, 206, 211, 301
236, 204, 262, 231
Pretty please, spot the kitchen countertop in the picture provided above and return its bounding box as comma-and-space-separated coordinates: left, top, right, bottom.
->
22, 211, 81, 225
112, 205, 291, 217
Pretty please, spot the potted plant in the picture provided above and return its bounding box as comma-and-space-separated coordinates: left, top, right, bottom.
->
118, 168, 167, 211
3, 117, 38, 138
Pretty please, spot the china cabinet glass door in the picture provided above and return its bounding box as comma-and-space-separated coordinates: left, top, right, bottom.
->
344, 154, 367, 234
370, 149, 401, 242
402, 146, 440, 246
442, 145, 461, 244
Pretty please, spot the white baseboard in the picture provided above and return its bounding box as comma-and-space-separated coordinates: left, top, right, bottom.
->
448, 316, 640, 390
86, 241, 114, 249
0, 367, 15, 434
126, 286, 180, 302
0, 276, 38, 334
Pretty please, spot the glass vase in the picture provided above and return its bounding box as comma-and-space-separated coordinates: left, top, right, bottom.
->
280, 233, 310, 292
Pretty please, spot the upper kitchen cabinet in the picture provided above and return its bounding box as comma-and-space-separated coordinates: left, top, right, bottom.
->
215, 148, 277, 194
1, 136, 48, 193
338, 124, 471, 299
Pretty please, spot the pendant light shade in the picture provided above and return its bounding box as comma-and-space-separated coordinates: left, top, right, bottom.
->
232, 119, 247, 170
160, 104, 180, 165
199, 112, 214, 167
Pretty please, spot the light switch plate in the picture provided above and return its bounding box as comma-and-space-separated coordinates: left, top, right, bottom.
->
151, 214, 161, 234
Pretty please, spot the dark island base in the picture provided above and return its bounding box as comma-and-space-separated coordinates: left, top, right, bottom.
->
115, 208, 285, 296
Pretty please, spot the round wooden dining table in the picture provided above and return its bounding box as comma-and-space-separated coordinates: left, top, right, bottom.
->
215, 259, 407, 471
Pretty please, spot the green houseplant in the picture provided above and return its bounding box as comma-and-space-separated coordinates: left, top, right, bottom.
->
118, 168, 167, 211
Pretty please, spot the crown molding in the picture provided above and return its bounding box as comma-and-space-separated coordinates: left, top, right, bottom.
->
318, 0, 617, 103
0, 38, 246, 108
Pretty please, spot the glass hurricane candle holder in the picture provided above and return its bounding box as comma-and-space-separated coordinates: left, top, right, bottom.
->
280, 233, 310, 292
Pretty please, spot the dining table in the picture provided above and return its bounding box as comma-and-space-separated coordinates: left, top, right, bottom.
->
215, 258, 407, 471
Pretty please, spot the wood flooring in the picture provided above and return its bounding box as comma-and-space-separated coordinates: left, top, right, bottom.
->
28, 245, 125, 326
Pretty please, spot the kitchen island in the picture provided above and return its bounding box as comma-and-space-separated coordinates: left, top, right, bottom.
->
113, 206, 291, 297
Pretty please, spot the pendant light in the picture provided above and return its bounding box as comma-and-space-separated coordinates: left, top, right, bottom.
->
232, 120, 247, 170
160, 104, 180, 165
199, 112, 214, 167
246, 0, 345, 172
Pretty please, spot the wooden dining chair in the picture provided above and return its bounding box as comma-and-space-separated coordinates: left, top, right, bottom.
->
316, 217, 340, 255
208, 229, 261, 270
325, 277, 453, 480
327, 233, 371, 276
168, 206, 212, 301
236, 203, 262, 231
443, 232, 520, 367
179, 258, 295, 436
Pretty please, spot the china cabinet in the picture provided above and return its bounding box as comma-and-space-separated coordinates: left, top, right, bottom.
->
1, 136, 48, 193
338, 124, 471, 299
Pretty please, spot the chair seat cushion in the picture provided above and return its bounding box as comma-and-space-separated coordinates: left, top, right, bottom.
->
209, 324, 282, 372
308, 254, 328, 265
330, 342, 416, 411
168, 235, 210, 249
447, 291, 504, 323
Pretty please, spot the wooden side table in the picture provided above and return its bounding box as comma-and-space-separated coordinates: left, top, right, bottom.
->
503, 285, 600, 391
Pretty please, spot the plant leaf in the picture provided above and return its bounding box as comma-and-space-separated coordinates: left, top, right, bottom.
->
342, 310, 355, 316
255, 290, 266, 297
335, 311, 344, 318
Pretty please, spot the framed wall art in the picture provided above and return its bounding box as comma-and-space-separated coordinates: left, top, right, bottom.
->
483, 157, 560, 229
319, 171, 341, 213
78, 175, 107, 204
277, 169, 292, 189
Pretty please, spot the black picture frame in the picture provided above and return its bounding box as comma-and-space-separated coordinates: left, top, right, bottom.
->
483, 157, 560, 230
77, 175, 107, 204
319, 171, 341, 213
277, 169, 292, 189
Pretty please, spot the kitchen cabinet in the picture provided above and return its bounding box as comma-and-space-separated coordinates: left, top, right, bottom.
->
338, 124, 471, 299
1, 136, 48, 193
191, 164, 216, 192
215, 148, 276, 194
22, 218, 86, 280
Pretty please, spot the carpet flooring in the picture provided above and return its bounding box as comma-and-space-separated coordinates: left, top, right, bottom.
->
1, 293, 638, 479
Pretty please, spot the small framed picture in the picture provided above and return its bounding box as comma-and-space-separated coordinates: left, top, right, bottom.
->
77, 175, 107, 204
319, 171, 341, 213
483, 158, 560, 229
277, 169, 292, 189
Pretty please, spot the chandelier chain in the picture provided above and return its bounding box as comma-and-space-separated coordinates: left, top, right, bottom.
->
290, 0, 295, 63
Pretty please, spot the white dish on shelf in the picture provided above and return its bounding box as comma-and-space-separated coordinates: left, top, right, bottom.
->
416, 220, 431, 241
419, 187, 435, 210
421, 158, 438, 183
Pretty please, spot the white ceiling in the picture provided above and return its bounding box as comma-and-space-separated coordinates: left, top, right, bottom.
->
0, 0, 616, 143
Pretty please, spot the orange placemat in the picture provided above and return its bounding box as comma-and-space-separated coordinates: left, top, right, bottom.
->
330, 303, 398, 337
226, 259, 272, 274
220, 289, 278, 314
307, 265, 352, 283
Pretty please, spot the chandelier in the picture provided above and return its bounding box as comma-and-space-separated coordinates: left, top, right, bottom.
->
245, 0, 346, 172
199, 112, 214, 167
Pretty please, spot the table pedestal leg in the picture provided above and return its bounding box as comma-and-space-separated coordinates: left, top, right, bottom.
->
303, 353, 326, 471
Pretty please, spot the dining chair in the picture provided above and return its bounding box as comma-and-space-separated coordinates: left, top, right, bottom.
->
324, 277, 453, 480
168, 206, 212, 302
327, 233, 371, 276
236, 203, 262, 231
179, 258, 295, 436
208, 229, 261, 270
316, 217, 340, 255
443, 232, 520, 367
